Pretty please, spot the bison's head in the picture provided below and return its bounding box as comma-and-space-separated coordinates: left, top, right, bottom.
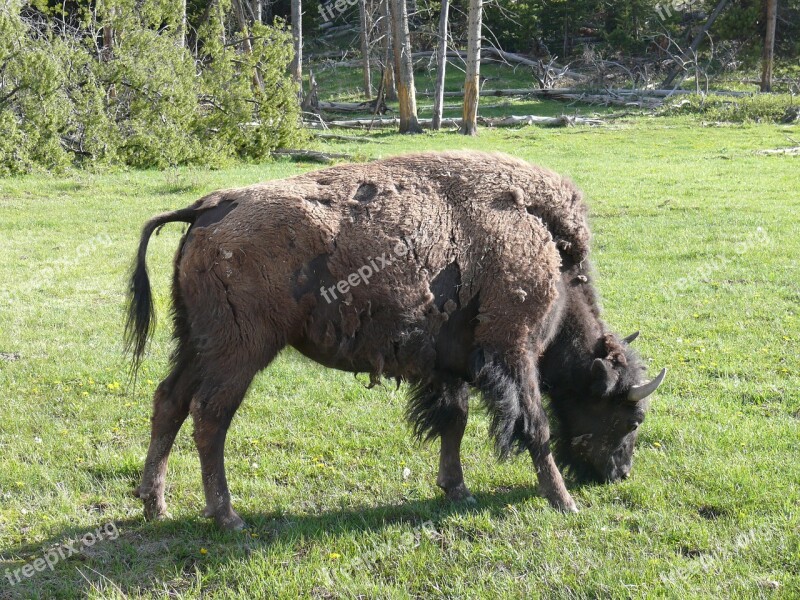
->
544, 331, 666, 483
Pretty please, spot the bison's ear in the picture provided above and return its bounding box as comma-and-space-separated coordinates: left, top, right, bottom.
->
591, 358, 619, 398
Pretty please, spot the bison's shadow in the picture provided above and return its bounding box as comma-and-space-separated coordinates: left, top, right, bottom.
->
1, 484, 558, 598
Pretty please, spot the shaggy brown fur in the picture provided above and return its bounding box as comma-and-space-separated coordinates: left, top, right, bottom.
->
163, 151, 588, 375
125, 151, 662, 531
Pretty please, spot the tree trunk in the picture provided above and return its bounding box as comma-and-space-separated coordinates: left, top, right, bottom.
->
101, 0, 113, 62
301, 69, 320, 113
460, 0, 482, 135
390, 0, 422, 133
252, 0, 262, 23
101, 1, 116, 99
177, 0, 187, 47
431, 0, 450, 130
291, 0, 303, 85
761, 0, 778, 92
217, 0, 226, 46
381, 0, 397, 101
359, 0, 372, 97
232, 0, 263, 90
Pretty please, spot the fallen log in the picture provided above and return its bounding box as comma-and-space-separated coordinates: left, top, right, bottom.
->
756, 146, 800, 156
556, 93, 663, 107
318, 98, 388, 114
272, 149, 353, 162
313, 133, 388, 143
486, 48, 541, 68
414, 87, 753, 99
480, 114, 604, 127
304, 114, 604, 129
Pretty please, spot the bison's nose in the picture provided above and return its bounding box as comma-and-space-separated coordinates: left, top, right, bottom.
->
608, 463, 631, 482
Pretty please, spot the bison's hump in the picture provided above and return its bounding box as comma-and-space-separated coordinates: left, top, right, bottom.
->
376, 150, 591, 264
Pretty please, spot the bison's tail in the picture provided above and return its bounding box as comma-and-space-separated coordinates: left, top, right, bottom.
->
124, 206, 197, 376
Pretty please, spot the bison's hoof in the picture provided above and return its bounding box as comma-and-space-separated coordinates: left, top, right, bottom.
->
550, 496, 579, 514
217, 512, 246, 531
444, 483, 476, 504
204, 506, 246, 531
134, 486, 168, 521
143, 498, 168, 521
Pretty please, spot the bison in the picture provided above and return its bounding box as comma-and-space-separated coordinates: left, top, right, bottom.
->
126, 151, 665, 530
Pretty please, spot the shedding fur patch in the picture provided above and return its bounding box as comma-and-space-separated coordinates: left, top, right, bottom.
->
603, 333, 628, 366
405, 377, 467, 442
471, 351, 541, 459
353, 182, 379, 203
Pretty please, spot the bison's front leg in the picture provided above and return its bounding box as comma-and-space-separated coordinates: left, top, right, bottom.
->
473, 350, 577, 513
435, 385, 475, 503
407, 379, 475, 503
524, 389, 578, 514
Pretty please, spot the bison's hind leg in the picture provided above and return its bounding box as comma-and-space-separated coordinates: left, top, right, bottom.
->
134, 357, 197, 521
407, 377, 475, 503
190, 374, 253, 531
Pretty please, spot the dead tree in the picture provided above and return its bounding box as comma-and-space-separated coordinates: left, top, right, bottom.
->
101, 0, 117, 98
177, 0, 187, 47
301, 70, 320, 114
460, 0, 482, 135
662, 0, 728, 88
291, 0, 302, 86
379, 0, 397, 101
359, 0, 373, 97
431, 0, 450, 130
390, 0, 422, 133
232, 0, 263, 90
761, 0, 778, 92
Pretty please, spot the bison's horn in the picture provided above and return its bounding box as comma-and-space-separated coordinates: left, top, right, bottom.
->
623, 331, 640, 344
627, 368, 667, 402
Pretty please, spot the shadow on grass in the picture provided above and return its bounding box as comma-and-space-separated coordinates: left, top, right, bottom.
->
1, 484, 556, 598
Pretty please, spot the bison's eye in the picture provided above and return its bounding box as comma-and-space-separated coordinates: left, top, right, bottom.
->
627, 419, 641, 432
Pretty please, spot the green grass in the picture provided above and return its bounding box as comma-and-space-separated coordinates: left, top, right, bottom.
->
1, 117, 799, 598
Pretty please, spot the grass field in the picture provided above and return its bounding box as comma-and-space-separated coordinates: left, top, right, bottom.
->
1, 115, 799, 598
